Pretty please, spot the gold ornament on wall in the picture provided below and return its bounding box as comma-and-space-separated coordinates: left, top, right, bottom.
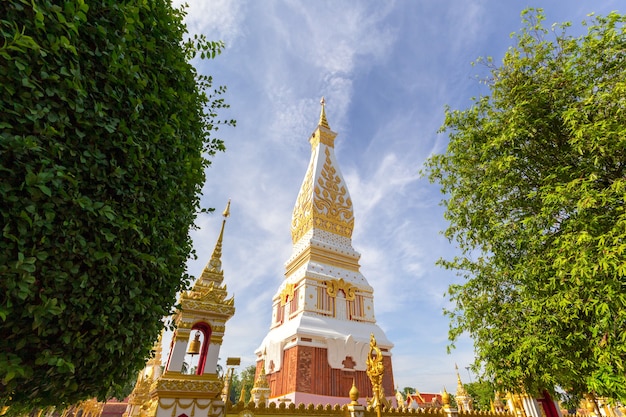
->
326, 278, 356, 301
279, 283, 295, 306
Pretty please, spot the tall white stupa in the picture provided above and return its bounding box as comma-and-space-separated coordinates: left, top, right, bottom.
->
254, 99, 395, 405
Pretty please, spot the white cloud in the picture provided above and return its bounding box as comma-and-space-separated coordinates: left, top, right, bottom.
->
173, 0, 244, 46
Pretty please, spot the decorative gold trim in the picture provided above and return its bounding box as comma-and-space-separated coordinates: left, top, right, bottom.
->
291, 156, 314, 244
279, 284, 295, 306
326, 278, 356, 301
310, 129, 336, 149
309, 98, 337, 149
284, 245, 360, 277
155, 378, 223, 394
157, 397, 219, 417
292, 123, 353, 244
174, 333, 190, 342
160, 372, 220, 381
212, 325, 226, 334
182, 300, 235, 316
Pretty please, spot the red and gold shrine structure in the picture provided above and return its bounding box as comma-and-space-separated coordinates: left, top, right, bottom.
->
125, 202, 235, 417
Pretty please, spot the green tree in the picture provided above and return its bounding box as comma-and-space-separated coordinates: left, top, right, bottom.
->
0, 0, 234, 413
464, 382, 495, 411
228, 371, 242, 404
426, 9, 626, 403
228, 365, 256, 404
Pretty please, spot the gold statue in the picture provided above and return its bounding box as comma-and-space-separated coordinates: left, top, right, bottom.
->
366, 333, 390, 417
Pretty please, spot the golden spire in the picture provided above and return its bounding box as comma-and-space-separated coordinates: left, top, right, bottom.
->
291, 100, 355, 246
309, 97, 337, 149
199, 200, 231, 283
238, 386, 246, 404
319, 97, 330, 129
253, 364, 269, 389
455, 364, 468, 396
222, 199, 231, 218
215, 199, 230, 250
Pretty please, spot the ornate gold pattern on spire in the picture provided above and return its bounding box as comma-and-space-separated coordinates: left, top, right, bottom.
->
291, 147, 355, 243
291, 158, 314, 243
314, 148, 354, 228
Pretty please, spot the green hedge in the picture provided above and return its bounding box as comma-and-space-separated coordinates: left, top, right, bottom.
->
0, 0, 232, 411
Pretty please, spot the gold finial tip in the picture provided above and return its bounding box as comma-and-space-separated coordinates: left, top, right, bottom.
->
318, 97, 330, 129
222, 199, 231, 218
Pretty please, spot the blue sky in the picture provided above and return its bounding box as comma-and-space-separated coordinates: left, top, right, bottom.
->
173, 1, 622, 394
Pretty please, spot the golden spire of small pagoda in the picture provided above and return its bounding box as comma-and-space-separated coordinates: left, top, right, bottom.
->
199, 200, 231, 283
239, 386, 246, 404
253, 363, 269, 389
455, 364, 468, 396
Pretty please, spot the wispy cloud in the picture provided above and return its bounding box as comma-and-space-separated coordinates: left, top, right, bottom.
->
173, 0, 244, 46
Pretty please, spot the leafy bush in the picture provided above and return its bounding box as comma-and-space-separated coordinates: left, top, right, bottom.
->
0, 0, 234, 412
427, 9, 626, 402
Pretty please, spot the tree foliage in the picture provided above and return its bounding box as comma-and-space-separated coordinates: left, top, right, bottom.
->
426, 9, 626, 403
0, 0, 234, 413
228, 365, 257, 404
464, 382, 495, 411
